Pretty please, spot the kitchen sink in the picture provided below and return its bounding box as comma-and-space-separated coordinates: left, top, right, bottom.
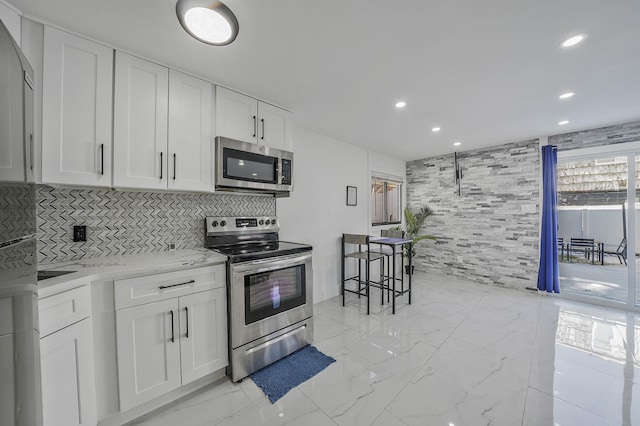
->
37, 270, 75, 281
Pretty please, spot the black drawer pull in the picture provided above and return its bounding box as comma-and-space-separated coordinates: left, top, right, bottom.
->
159, 279, 195, 290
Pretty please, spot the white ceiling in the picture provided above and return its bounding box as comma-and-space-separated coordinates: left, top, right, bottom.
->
14, 0, 640, 160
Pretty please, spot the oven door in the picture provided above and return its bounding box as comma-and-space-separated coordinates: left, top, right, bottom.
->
229, 252, 313, 349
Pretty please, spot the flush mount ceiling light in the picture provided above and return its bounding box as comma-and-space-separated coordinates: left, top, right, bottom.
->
559, 92, 575, 99
453, 141, 461, 146
558, 120, 570, 125
395, 101, 406, 108
176, 0, 239, 46
432, 127, 441, 132
560, 34, 586, 48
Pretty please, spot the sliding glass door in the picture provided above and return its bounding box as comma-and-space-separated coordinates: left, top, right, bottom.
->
557, 146, 638, 309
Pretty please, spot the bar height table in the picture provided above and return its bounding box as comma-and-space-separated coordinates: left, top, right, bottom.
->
370, 237, 413, 314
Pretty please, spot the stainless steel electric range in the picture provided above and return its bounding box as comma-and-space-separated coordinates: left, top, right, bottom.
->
205, 216, 313, 382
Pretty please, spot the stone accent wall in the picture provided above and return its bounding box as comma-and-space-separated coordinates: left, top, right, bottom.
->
406, 139, 540, 290
550, 120, 640, 151
36, 186, 276, 264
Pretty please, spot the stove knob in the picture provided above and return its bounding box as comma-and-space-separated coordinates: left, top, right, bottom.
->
220, 220, 227, 227
259, 220, 264, 225
271, 219, 277, 225
211, 221, 218, 227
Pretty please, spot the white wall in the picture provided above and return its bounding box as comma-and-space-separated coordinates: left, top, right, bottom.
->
277, 126, 405, 303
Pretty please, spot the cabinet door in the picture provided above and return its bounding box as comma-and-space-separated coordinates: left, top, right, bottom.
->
0, 334, 15, 425
0, 18, 25, 182
215, 86, 258, 144
257, 101, 293, 151
42, 26, 113, 186
40, 318, 97, 426
113, 51, 168, 190
168, 70, 213, 192
179, 289, 228, 385
0, 1, 21, 46
116, 298, 180, 412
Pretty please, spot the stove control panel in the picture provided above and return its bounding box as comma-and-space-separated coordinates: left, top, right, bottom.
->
206, 216, 279, 235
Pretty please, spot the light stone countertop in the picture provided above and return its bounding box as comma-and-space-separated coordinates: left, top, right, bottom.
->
38, 248, 227, 299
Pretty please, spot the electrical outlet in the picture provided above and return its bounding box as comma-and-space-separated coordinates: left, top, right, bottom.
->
168, 242, 176, 251
457, 255, 463, 263
73, 225, 87, 242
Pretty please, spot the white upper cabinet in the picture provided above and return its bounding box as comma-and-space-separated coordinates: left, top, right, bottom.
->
216, 86, 292, 151
0, 0, 21, 46
257, 101, 293, 151
168, 70, 213, 192
42, 26, 113, 186
215, 86, 258, 144
0, 16, 27, 183
113, 51, 168, 190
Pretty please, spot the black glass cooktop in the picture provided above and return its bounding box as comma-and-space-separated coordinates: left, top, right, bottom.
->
210, 240, 312, 262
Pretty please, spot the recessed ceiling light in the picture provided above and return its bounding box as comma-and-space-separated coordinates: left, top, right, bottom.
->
176, 0, 239, 46
432, 127, 441, 132
559, 92, 575, 99
453, 142, 461, 146
558, 120, 570, 125
560, 34, 586, 48
395, 101, 406, 108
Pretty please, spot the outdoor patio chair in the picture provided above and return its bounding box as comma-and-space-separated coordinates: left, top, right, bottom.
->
603, 238, 627, 266
557, 237, 565, 261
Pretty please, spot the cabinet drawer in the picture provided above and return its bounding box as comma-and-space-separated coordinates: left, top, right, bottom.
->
114, 265, 225, 310
39, 285, 91, 338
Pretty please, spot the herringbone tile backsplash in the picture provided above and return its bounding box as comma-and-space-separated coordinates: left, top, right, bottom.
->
36, 186, 276, 264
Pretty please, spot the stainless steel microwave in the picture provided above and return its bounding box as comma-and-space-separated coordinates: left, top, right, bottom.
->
215, 137, 293, 195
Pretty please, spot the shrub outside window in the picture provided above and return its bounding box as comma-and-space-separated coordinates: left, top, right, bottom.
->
371, 175, 402, 225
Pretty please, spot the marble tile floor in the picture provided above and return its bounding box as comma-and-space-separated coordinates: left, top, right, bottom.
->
130, 271, 640, 426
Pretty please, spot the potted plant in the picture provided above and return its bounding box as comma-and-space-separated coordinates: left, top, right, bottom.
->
397, 206, 436, 274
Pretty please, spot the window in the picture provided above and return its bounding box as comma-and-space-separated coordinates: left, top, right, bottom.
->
371, 175, 402, 225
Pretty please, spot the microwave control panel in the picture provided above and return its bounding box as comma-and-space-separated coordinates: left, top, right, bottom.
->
281, 159, 292, 185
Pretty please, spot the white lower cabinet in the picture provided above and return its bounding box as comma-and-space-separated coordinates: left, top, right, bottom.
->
115, 298, 181, 411
179, 288, 227, 385
40, 317, 97, 426
0, 333, 16, 425
115, 266, 227, 412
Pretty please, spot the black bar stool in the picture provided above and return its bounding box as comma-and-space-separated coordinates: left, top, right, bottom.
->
341, 234, 385, 315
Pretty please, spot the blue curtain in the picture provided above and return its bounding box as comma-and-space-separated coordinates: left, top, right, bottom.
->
537, 145, 560, 293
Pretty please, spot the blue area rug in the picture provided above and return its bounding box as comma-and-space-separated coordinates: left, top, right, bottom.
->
250, 345, 336, 403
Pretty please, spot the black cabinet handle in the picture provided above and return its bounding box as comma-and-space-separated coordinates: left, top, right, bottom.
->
29, 134, 34, 171
170, 310, 175, 343
185, 306, 189, 338
261, 118, 265, 140
253, 115, 257, 138
160, 152, 163, 179
173, 153, 176, 180
100, 143, 104, 175
158, 279, 195, 290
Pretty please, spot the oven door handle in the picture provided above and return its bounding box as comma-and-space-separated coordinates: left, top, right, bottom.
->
231, 252, 312, 274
